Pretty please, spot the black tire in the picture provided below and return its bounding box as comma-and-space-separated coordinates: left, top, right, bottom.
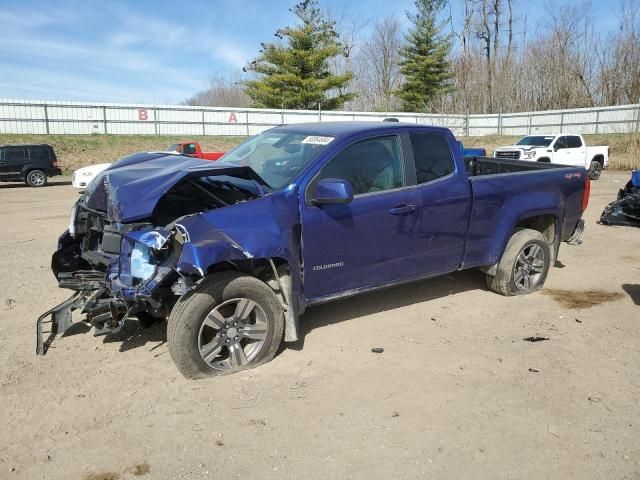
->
536, 157, 550, 163
588, 160, 602, 180
25, 169, 47, 187
167, 272, 284, 379
486, 229, 551, 296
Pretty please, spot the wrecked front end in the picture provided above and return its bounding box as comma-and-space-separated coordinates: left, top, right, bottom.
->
37, 157, 301, 355
600, 170, 640, 228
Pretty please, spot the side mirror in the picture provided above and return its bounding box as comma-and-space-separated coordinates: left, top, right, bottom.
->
311, 178, 353, 205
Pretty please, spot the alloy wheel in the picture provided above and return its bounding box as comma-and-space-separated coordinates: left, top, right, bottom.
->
512, 243, 546, 292
197, 298, 269, 371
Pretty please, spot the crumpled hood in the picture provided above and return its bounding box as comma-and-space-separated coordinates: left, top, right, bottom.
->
84, 152, 262, 223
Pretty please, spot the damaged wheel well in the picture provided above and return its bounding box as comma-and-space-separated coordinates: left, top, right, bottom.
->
516, 214, 557, 245
206, 257, 289, 278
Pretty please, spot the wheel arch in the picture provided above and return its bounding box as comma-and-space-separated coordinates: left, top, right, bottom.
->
191, 256, 301, 343
481, 212, 561, 276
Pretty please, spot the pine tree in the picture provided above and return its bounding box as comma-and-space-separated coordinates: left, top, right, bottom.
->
243, 0, 354, 110
397, 0, 454, 112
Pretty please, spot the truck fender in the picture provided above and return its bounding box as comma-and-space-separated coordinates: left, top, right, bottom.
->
489, 194, 563, 266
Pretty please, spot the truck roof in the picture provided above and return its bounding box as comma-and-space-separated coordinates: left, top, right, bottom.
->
272, 121, 450, 137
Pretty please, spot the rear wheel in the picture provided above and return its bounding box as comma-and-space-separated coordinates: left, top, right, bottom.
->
588, 160, 602, 180
167, 272, 284, 379
25, 169, 47, 187
486, 229, 551, 296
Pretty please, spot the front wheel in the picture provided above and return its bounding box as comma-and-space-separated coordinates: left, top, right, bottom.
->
486, 229, 551, 296
167, 272, 284, 379
588, 160, 602, 180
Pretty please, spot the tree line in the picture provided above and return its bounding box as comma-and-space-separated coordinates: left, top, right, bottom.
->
185, 0, 640, 114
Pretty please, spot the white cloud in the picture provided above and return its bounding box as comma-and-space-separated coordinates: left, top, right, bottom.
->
0, 3, 250, 102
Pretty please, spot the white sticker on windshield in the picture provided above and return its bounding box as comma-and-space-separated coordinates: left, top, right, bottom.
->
301, 135, 335, 145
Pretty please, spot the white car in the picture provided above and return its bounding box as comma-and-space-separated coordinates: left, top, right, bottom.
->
494, 134, 609, 180
72, 163, 111, 189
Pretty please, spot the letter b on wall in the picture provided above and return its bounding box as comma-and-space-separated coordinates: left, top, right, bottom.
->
138, 108, 149, 121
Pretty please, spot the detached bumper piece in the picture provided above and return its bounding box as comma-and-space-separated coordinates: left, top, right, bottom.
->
36, 290, 89, 355
566, 219, 585, 245
600, 172, 640, 228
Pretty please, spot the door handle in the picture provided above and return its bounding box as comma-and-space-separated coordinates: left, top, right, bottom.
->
390, 203, 416, 215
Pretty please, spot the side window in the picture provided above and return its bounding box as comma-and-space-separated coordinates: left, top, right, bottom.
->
314, 135, 404, 196
183, 143, 196, 154
567, 136, 582, 148
6, 147, 26, 162
555, 137, 569, 150
409, 133, 455, 184
29, 146, 50, 161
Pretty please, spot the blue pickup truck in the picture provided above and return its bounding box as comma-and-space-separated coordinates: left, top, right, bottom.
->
38, 122, 590, 378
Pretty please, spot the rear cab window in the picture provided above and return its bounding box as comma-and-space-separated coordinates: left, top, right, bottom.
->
409, 132, 455, 184
567, 136, 582, 148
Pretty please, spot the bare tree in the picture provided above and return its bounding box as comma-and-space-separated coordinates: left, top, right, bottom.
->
354, 16, 403, 111
184, 73, 251, 108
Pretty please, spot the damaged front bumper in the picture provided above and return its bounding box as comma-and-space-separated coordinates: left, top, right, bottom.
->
37, 202, 188, 355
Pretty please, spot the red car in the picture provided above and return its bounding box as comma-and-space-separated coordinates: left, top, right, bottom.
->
165, 142, 225, 161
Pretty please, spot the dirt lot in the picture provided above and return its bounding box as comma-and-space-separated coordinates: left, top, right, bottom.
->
0, 172, 639, 480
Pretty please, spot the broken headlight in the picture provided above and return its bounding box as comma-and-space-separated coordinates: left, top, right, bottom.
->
68, 204, 78, 238
130, 243, 156, 281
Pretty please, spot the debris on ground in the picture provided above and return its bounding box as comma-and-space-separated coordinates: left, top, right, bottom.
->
392, 411, 400, 417
371, 347, 384, 353
575, 318, 582, 323
528, 368, 539, 373
523, 336, 549, 342
600, 170, 640, 228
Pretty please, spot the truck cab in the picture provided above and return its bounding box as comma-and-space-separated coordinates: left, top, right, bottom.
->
165, 142, 225, 161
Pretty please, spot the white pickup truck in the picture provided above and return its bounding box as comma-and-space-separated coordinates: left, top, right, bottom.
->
494, 134, 609, 180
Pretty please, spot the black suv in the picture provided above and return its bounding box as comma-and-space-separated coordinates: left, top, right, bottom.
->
0, 144, 62, 187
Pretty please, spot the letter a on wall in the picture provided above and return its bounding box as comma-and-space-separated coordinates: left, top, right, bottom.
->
228, 112, 238, 123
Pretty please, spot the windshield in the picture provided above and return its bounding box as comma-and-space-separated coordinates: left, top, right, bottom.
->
516, 136, 554, 147
218, 131, 335, 189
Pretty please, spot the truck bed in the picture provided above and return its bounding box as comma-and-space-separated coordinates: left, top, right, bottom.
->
464, 156, 570, 177
461, 155, 587, 269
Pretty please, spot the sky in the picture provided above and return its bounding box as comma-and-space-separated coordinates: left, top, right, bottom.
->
0, 0, 622, 105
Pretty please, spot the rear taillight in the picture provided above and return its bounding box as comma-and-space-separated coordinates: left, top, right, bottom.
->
52, 157, 59, 167
581, 177, 591, 211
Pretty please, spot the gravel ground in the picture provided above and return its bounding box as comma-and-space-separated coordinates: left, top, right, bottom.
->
0, 171, 638, 480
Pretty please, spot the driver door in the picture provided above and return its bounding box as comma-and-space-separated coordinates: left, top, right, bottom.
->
300, 134, 421, 301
